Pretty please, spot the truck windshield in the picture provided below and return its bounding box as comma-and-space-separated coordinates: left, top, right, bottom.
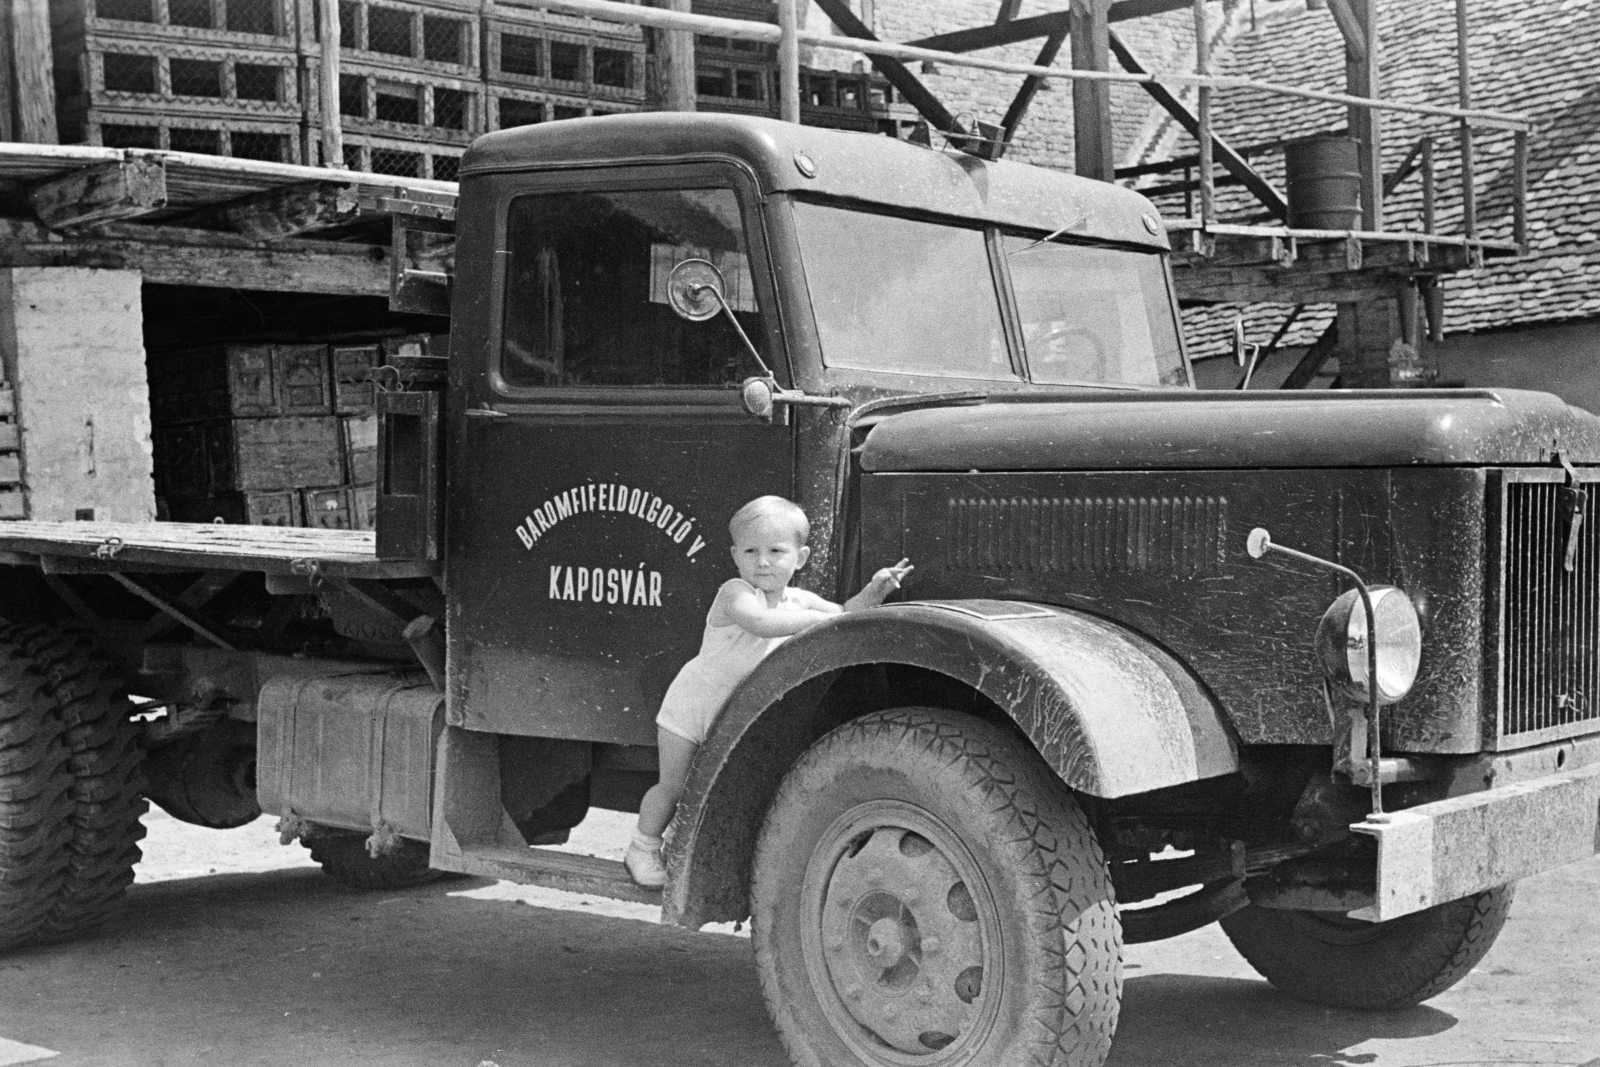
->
1004, 236, 1185, 387
792, 202, 1017, 381
792, 201, 1184, 387
499, 187, 766, 389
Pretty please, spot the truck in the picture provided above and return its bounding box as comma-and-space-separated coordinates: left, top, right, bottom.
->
2, 112, 1598, 1067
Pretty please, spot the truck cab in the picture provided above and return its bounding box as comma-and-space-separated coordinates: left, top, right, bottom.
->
3, 113, 1599, 1067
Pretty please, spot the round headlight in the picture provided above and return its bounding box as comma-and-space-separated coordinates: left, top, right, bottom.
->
1315, 585, 1422, 705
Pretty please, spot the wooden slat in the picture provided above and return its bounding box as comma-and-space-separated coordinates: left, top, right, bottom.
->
0, 219, 389, 298
0, 521, 436, 578
10, 0, 57, 144
906, 11, 1070, 54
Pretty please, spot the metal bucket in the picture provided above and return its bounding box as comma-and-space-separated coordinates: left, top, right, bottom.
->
1285, 135, 1362, 230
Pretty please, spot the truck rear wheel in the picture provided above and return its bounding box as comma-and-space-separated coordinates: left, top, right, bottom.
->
3, 624, 148, 943
307, 831, 443, 891
0, 640, 73, 952
751, 707, 1121, 1067
1220, 884, 1514, 1010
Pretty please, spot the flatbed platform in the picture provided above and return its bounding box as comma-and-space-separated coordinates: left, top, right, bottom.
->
0, 521, 436, 579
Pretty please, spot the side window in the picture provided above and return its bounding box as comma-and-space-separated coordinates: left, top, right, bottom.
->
500, 187, 766, 389
792, 202, 1016, 381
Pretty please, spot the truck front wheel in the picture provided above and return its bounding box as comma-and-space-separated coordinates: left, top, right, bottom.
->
751, 707, 1121, 1067
0, 640, 72, 952
1220, 885, 1514, 1010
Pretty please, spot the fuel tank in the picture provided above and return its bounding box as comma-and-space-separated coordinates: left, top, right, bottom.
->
859, 388, 1600, 472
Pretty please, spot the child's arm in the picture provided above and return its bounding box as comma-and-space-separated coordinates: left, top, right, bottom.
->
716, 580, 838, 638
843, 558, 914, 613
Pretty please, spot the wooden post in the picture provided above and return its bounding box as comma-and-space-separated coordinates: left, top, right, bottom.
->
320, 0, 344, 167
0, 1, 15, 142
1343, 0, 1380, 230
1512, 128, 1528, 251
1192, 0, 1214, 226
1421, 135, 1435, 234
1070, 0, 1113, 181
1455, 0, 1475, 239
11, 0, 58, 144
649, 0, 697, 112
776, 0, 800, 123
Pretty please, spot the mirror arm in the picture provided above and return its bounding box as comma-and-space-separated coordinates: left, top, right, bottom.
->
699, 284, 776, 379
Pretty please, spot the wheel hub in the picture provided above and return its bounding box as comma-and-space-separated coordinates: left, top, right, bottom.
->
818, 825, 988, 1055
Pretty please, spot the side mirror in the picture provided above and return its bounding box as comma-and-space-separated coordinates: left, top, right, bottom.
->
665, 258, 727, 322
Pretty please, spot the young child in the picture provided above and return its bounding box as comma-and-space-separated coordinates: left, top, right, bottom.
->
625, 495, 913, 888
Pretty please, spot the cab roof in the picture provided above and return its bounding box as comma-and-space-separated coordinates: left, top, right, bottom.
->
460, 112, 1169, 250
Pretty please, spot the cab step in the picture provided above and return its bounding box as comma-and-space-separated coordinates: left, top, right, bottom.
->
445, 843, 662, 904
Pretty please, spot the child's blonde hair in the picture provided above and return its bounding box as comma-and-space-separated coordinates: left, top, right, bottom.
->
729, 495, 810, 545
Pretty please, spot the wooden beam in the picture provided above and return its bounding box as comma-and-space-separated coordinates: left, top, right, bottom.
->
1176, 266, 1397, 305
0, 0, 14, 142
9, 0, 56, 143
1324, 0, 1367, 61
1109, 29, 1287, 219
908, 11, 1071, 54
1279, 319, 1339, 389
1000, 21, 1071, 152
995, 0, 1025, 23
811, 0, 960, 133
1344, 0, 1382, 229
30, 158, 167, 230
1108, 0, 1205, 22
319, 0, 343, 165
1071, 0, 1114, 181
0, 218, 391, 297
222, 181, 364, 239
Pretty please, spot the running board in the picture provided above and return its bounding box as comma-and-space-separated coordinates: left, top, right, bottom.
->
440, 843, 662, 905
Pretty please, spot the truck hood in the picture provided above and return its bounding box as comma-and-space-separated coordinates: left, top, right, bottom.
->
858, 388, 1600, 471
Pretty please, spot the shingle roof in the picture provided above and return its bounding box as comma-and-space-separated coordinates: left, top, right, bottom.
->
1145, 0, 1600, 359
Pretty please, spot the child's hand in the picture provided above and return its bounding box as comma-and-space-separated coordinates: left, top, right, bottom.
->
864, 558, 914, 602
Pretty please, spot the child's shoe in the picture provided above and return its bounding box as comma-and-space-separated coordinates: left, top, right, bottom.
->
625, 842, 667, 888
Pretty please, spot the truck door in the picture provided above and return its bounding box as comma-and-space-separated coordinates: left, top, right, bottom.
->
448, 169, 794, 745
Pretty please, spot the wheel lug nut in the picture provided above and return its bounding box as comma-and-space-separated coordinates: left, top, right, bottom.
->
826, 935, 845, 952
844, 983, 863, 1000
921, 937, 941, 955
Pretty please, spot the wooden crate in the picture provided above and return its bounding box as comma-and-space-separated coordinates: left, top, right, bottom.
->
50, 0, 299, 53
165, 489, 303, 526
0, 387, 22, 520
331, 344, 379, 415
486, 84, 639, 131
298, 0, 479, 77
148, 343, 332, 424
340, 413, 378, 485
484, 13, 644, 105
204, 415, 343, 492
78, 107, 305, 161
302, 484, 355, 528
352, 483, 377, 531
57, 37, 305, 131
306, 58, 482, 149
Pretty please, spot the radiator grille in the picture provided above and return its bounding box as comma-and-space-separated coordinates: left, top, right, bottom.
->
946, 495, 1226, 578
1501, 480, 1600, 740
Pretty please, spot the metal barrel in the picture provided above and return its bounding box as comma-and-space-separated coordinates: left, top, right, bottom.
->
1285, 135, 1362, 230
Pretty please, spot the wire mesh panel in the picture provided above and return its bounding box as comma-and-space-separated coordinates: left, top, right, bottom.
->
74, 43, 302, 120
169, 57, 224, 97
327, 63, 481, 143
487, 86, 638, 131
73, 0, 295, 43
339, 134, 461, 180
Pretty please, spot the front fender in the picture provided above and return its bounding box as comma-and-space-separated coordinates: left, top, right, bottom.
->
663, 599, 1239, 927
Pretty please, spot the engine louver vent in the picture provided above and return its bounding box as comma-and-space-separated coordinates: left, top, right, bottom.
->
946, 495, 1227, 578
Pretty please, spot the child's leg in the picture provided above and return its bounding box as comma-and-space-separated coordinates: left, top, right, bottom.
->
636, 728, 699, 839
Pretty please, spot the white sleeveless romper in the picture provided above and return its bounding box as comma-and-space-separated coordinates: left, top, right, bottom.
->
655, 578, 799, 744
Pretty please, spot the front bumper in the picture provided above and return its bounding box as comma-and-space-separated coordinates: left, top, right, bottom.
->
1351, 760, 1600, 921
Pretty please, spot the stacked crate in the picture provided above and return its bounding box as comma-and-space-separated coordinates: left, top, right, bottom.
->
149, 342, 380, 529
300, 0, 482, 178
51, 0, 308, 161
482, 1, 644, 132
0, 386, 21, 521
